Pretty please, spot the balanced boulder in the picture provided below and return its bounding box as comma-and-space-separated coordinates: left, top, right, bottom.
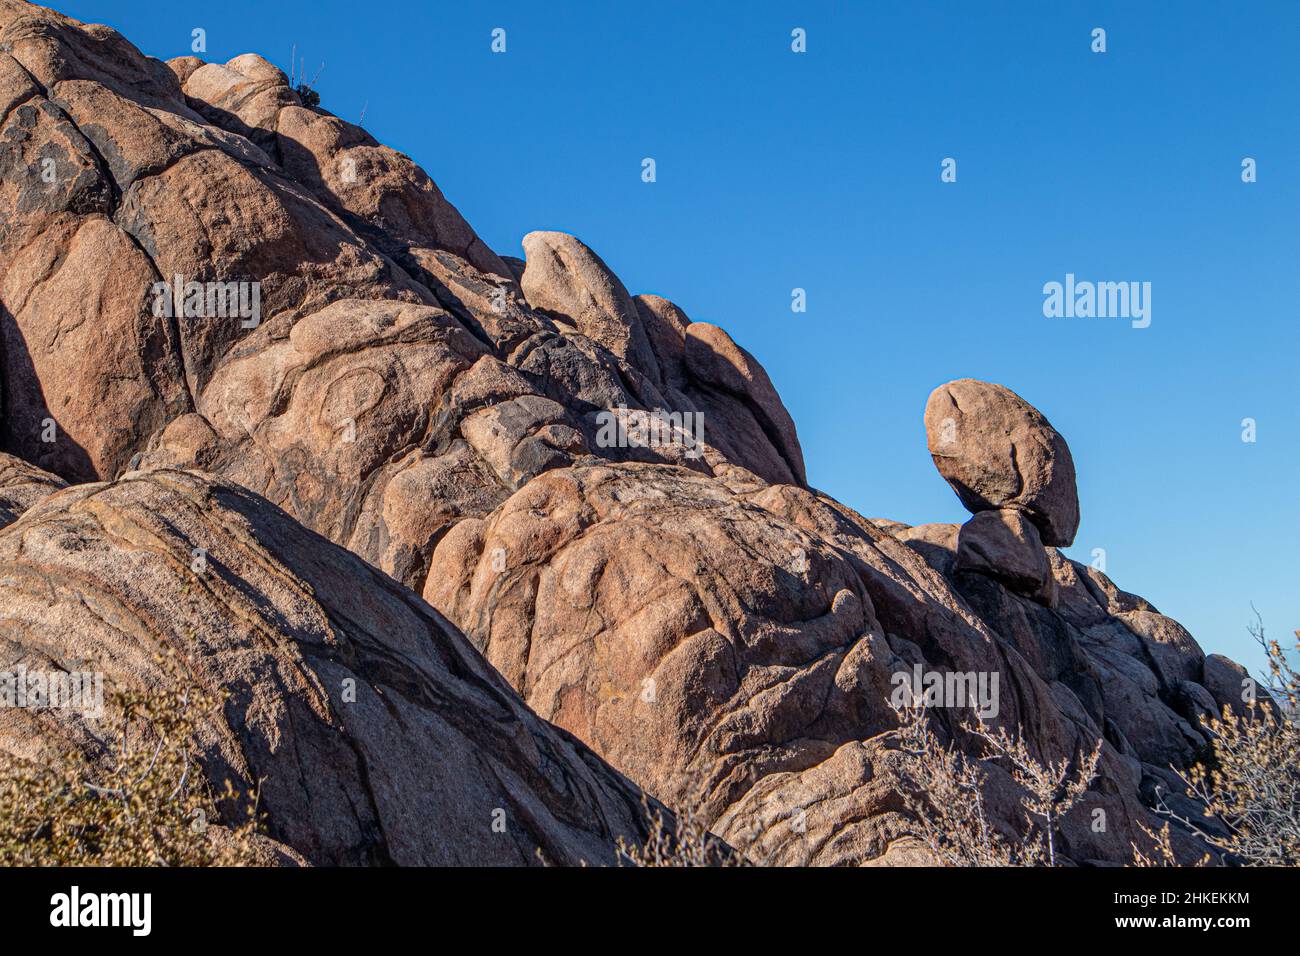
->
925, 379, 1079, 546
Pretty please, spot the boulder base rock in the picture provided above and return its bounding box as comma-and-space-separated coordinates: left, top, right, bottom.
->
955, 508, 1053, 603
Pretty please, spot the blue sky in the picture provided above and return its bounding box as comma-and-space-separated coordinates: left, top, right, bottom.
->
69, 1, 1299, 666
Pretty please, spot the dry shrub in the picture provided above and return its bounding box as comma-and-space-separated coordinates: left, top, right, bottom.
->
615, 794, 745, 867
0, 652, 261, 866
1150, 620, 1300, 866
1130, 821, 1204, 866
893, 700, 1100, 866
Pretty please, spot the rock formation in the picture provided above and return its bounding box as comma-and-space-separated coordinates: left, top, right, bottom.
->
0, 451, 63, 527
0, 2, 1245, 865
0, 469, 653, 864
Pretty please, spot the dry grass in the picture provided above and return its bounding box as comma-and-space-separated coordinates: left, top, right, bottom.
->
892, 699, 1100, 866
615, 794, 745, 867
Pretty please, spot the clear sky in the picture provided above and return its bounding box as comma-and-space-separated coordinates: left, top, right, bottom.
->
65, 1, 1299, 667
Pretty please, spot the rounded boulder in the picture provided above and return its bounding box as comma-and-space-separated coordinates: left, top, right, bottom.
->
924, 379, 1079, 546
